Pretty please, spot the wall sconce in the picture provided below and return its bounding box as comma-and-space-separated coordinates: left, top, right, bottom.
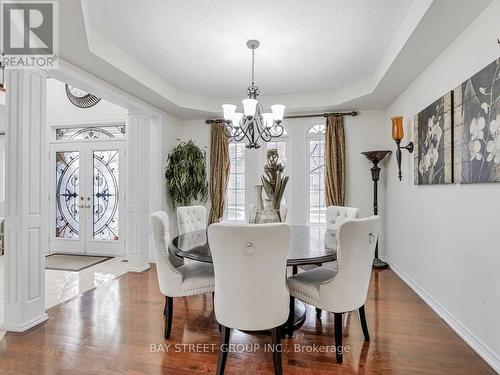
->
391, 116, 413, 181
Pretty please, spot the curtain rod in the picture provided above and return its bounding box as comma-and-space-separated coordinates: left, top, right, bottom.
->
205, 111, 358, 124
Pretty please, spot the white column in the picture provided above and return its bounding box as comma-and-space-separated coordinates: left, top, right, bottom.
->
126, 113, 151, 272
2, 69, 48, 332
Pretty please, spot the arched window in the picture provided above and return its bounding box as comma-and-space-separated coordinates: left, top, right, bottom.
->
308, 124, 326, 135
307, 124, 326, 224
224, 141, 246, 221
265, 127, 288, 166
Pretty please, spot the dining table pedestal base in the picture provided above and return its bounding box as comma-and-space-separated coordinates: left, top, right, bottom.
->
291, 300, 307, 331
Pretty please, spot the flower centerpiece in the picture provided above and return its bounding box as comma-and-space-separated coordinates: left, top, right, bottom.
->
261, 149, 289, 222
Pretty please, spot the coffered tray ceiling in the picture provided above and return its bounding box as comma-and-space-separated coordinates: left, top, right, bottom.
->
58, 0, 493, 119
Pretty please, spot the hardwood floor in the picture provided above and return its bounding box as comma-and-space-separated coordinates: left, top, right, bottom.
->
0, 267, 495, 374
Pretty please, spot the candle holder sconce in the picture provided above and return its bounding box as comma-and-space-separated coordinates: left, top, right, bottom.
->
391, 116, 414, 181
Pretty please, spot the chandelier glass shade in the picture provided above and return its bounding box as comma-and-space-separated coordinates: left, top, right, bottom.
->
221, 40, 285, 149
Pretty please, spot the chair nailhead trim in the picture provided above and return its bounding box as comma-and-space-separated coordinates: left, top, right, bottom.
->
289, 288, 320, 304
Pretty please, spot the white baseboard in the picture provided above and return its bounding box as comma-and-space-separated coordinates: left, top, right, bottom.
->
1, 313, 49, 332
127, 263, 151, 273
381, 256, 500, 374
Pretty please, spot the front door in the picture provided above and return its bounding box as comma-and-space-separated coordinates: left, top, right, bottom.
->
49, 140, 125, 256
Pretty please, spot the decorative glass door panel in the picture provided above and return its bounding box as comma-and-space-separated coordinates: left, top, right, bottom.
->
50, 141, 125, 256
93, 150, 119, 241
55, 151, 81, 239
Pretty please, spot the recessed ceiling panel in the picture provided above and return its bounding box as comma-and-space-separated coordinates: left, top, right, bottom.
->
84, 0, 415, 98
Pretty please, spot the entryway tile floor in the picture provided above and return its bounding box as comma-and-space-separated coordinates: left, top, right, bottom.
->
0, 255, 128, 340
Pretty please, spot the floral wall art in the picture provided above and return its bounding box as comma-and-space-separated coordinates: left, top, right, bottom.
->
454, 58, 500, 183
414, 92, 454, 185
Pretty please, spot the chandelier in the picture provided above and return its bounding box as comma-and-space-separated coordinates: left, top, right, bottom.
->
221, 40, 285, 149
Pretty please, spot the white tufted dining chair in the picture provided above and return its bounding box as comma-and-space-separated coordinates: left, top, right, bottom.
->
301, 205, 360, 273
326, 205, 360, 231
177, 205, 207, 235
208, 223, 290, 375
287, 216, 380, 363
150, 211, 215, 339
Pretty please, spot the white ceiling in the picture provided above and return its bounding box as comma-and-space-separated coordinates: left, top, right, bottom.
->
55, 0, 494, 119
84, 0, 414, 98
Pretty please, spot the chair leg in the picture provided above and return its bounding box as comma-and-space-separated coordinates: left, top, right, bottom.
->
164, 296, 173, 339
316, 308, 322, 320
359, 305, 370, 341
271, 327, 283, 375
216, 325, 231, 375
334, 313, 343, 363
286, 295, 295, 337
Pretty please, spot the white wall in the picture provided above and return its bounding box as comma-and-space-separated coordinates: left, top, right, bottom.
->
0, 104, 5, 127
46, 78, 127, 125
384, 0, 500, 371
0, 102, 5, 216
180, 111, 388, 239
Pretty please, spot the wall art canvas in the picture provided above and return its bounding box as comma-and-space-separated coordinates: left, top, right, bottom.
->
454, 58, 500, 183
414, 92, 454, 185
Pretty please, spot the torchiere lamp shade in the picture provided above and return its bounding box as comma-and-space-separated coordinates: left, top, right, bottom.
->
362, 150, 392, 165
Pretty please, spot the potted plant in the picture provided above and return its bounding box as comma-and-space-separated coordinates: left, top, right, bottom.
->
165, 140, 208, 207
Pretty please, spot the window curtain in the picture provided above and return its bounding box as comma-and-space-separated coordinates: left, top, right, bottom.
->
208, 123, 230, 224
325, 115, 346, 206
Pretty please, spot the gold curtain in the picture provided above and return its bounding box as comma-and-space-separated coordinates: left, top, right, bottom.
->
325, 115, 346, 206
208, 123, 230, 224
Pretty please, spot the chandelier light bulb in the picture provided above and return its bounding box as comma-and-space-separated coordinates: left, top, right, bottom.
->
263, 113, 274, 129
242, 99, 258, 118
271, 104, 286, 123
222, 104, 237, 122
232, 112, 244, 128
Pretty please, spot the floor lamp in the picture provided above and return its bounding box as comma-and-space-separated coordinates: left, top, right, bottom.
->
361, 150, 391, 269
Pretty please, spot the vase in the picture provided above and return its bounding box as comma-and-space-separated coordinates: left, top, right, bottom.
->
258, 198, 280, 223
248, 185, 264, 223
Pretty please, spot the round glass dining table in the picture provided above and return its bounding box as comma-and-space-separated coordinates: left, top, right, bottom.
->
169, 225, 338, 331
